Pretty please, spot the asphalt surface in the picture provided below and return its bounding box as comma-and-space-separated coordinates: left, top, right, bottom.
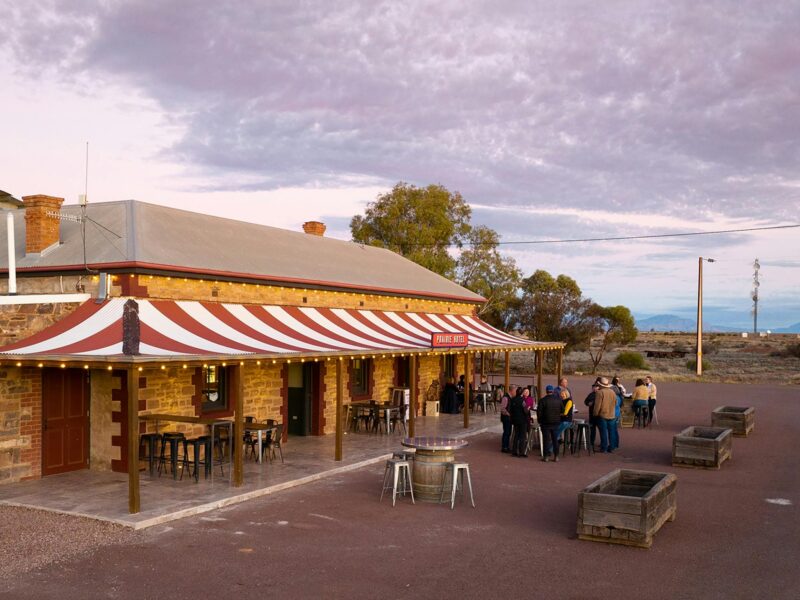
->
2, 377, 798, 599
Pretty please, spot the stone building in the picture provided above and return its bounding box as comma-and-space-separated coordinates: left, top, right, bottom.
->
1, 195, 563, 506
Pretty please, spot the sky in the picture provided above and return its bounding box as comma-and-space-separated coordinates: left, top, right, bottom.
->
1, 1, 798, 329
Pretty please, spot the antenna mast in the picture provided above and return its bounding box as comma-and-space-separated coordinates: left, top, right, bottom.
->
751, 258, 760, 334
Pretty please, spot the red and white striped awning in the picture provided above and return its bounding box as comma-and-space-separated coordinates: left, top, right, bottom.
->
0, 298, 560, 362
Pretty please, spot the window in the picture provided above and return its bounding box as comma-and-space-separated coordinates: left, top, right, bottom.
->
201, 365, 229, 413
351, 358, 372, 398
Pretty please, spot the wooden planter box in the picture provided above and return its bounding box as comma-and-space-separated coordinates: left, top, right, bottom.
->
672, 426, 732, 469
577, 469, 677, 549
711, 406, 754, 437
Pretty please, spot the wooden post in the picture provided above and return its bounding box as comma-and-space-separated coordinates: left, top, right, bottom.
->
409, 354, 417, 438
557, 347, 564, 381
233, 365, 244, 487
536, 349, 543, 400
504, 350, 510, 392
127, 366, 140, 514
335, 358, 343, 461
463, 352, 471, 428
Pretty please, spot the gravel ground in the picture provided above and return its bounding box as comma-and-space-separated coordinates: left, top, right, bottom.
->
0, 507, 135, 582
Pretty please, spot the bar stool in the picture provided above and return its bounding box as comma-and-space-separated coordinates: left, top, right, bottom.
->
392, 449, 415, 473
139, 432, 162, 476
180, 436, 212, 482
158, 432, 185, 479
439, 462, 475, 509
572, 421, 593, 456
528, 423, 544, 457
379, 458, 414, 506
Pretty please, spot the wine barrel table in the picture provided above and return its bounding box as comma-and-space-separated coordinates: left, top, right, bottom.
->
401, 436, 469, 503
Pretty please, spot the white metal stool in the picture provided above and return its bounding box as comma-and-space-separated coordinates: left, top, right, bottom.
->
439, 462, 475, 509
380, 459, 414, 506
527, 424, 544, 457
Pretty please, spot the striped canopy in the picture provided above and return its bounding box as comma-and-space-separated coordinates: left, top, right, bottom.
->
0, 298, 558, 362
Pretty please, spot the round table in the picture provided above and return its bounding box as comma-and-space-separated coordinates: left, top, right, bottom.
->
401, 436, 469, 503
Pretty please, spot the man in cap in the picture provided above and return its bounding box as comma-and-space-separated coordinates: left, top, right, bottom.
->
536, 384, 563, 462
594, 377, 618, 453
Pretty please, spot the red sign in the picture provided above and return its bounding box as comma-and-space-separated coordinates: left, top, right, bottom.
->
431, 332, 469, 348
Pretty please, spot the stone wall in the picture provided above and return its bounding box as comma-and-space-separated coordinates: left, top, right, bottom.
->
0, 302, 83, 347
89, 370, 118, 471
0, 367, 40, 483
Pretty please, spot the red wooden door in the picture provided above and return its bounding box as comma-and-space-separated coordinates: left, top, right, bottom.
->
42, 368, 89, 476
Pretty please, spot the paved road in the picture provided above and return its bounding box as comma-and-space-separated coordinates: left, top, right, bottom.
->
2, 378, 799, 599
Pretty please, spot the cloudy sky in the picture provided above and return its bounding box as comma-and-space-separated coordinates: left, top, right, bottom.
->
1, 1, 798, 329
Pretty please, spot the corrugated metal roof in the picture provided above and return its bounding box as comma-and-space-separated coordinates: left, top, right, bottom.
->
0, 200, 484, 302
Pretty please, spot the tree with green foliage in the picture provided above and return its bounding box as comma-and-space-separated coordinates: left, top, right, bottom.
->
516, 270, 597, 353
455, 225, 521, 328
350, 182, 471, 278
587, 304, 638, 373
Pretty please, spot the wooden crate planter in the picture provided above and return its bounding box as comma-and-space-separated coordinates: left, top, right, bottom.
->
577, 469, 677, 549
672, 426, 732, 469
711, 405, 754, 437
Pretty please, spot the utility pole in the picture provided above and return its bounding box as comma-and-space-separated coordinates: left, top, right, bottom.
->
752, 259, 760, 334
696, 257, 715, 376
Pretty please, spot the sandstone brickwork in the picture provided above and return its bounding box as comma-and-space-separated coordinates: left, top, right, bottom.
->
0, 302, 83, 347
0, 367, 40, 483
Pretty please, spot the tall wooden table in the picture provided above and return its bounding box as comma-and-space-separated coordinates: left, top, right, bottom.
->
401, 436, 468, 503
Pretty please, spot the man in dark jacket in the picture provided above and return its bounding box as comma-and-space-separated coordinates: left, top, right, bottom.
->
499, 384, 516, 453
536, 387, 563, 462
509, 387, 529, 456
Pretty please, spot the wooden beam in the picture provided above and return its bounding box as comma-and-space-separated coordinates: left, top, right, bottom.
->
126, 366, 140, 514
463, 352, 471, 428
335, 358, 343, 461
557, 348, 564, 381
233, 365, 244, 487
408, 354, 417, 438
536, 349, 544, 400
504, 350, 510, 393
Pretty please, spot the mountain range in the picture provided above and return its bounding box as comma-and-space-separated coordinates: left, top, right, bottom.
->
634, 315, 800, 333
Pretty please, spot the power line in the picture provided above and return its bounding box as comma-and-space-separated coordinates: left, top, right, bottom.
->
493, 223, 799, 246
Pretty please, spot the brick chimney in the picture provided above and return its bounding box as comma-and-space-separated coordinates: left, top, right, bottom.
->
22, 194, 64, 254
302, 221, 326, 236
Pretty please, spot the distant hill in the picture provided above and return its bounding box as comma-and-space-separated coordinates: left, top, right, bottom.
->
774, 322, 800, 334
635, 314, 738, 333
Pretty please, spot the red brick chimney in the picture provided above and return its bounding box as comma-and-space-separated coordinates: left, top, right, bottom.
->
22, 194, 64, 254
302, 221, 326, 236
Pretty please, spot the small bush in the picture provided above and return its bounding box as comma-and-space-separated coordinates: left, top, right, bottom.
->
673, 341, 689, 353
614, 351, 648, 369
686, 358, 712, 372
704, 341, 720, 355
782, 343, 800, 358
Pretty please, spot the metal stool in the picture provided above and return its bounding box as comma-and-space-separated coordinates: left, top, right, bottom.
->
157, 432, 185, 479
572, 421, 593, 456
379, 459, 414, 506
392, 450, 415, 462
439, 462, 475, 509
139, 433, 162, 476
180, 436, 212, 482
527, 424, 544, 457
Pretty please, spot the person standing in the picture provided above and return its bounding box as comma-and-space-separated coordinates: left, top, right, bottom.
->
594, 377, 618, 453
509, 388, 529, 457
584, 382, 600, 448
645, 375, 658, 426
610, 377, 624, 450
632, 378, 649, 426
499, 384, 516, 453
537, 386, 563, 462
555, 377, 572, 406
441, 377, 458, 414
556, 388, 574, 449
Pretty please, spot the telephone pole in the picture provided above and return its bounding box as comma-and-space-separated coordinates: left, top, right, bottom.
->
752, 259, 760, 334
696, 257, 715, 376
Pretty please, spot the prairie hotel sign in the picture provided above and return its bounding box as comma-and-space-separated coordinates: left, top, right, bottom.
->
430, 332, 469, 348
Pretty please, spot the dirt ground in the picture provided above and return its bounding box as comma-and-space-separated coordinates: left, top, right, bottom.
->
1, 376, 799, 599
506, 332, 800, 385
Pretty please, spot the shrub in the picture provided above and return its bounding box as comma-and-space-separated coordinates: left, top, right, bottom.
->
673, 341, 689, 353
703, 341, 720, 355
614, 351, 648, 369
783, 343, 800, 358
686, 358, 712, 372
